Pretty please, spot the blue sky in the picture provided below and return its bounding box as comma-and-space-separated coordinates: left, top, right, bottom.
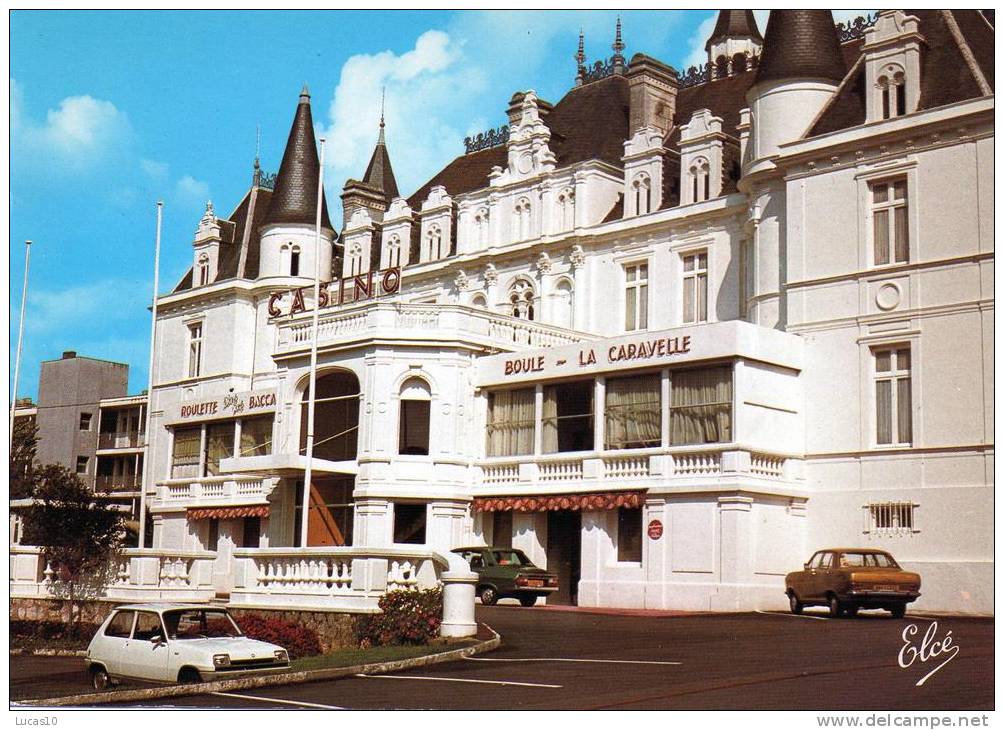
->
9, 9, 865, 400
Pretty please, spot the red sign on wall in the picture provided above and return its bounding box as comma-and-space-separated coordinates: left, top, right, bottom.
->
647, 520, 664, 540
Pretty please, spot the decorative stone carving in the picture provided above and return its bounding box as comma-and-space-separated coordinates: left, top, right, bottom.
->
484, 263, 498, 287
454, 270, 470, 291
492, 90, 557, 187
569, 245, 586, 269
536, 252, 552, 276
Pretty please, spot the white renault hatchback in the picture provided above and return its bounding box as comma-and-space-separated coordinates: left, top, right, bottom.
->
85, 603, 290, 689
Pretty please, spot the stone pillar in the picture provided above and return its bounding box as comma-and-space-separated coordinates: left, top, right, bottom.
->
714, 495, 754, 611
440, 552, 478, 638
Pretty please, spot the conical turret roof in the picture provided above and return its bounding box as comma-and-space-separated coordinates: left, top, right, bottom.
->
754, 10, 846, 85
263, 85, 333, 229
706, 9, 763, 50
361, 116, 399, 201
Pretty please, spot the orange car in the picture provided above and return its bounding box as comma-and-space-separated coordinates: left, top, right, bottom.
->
785, 548, 921, 618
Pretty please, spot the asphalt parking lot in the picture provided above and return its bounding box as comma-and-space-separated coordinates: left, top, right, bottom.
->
27, 605, 989, 711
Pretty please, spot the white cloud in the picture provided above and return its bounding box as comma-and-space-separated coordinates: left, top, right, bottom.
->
12, 79, 132, 171
175, 175, 210, 207
140, 158, 170, 181
27, 278, 150, 334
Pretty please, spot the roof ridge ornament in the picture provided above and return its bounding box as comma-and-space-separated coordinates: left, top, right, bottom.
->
574, 29, 587, 86
612, 16, 626, 73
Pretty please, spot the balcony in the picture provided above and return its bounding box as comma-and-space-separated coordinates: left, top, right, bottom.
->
155, 475, 276, 507
275, 302, 588, 358
95, 474, 141, 493
97, 431, 144, 451
476, 445, 803, 498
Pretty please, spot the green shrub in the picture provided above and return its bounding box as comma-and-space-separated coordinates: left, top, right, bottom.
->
356, 587, 442, 647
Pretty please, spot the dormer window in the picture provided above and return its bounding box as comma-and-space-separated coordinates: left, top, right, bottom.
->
508, 278, 535, 320
197, 253, 210, 286
513, 198, 532, 241
690, 158, 710, 203
556, 189, 575, 231
474, 208, 489, 248
426, 224, 446, 260
632, 175, 651, 216
878, 68, 907, 119
348, 242, 365, 277
387, 234, 402, 268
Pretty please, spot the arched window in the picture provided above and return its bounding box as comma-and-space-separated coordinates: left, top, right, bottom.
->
554, 278, 574, 329
300, 370, 360, 462
690, 158, 710, 203
470, 293, 488, 309
426, 224, 444, 260
280, 244, 290, 277
474, 208, 489, 248
878, 68, 907, 119
387, 234, 402, 268
513, 198, 532, 241
508, 278, 535, 320
289, 245, 301, 277
398, 377, 431, 456
348, 242, 364, 277
632, 174, 652, 215
556, 189, 575, 231
197, 253, 210, 286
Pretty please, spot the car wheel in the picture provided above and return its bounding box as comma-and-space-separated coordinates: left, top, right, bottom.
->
890, 605, 906, 619
828, 595, 843, 618
788, 592, 803, 615
479, 586, 498, 606
844, 606, 859, 617
91, 668, 110, 691
177, 667, 202, 685
518, 595, 538, 608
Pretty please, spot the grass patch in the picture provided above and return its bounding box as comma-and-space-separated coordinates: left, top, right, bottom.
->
290, 640, 477, 672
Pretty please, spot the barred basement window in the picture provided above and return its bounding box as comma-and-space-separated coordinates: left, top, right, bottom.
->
867, 502, 916, 535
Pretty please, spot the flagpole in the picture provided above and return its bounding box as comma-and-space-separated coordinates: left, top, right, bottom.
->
300, 137, 326, 548
9, 240, 32, 445
138, 202, 162, 549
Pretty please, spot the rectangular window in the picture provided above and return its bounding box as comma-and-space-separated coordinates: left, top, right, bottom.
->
492, 511, 513, 549
617, 507, 642, 562
874, 346, 912, 445
206, 518, 219, 551
543, 381, 593, 453
399, 400, 431, 456
486, 388, 535, 457
171, 426, 202, 479
239, 416, 273, 457
75, 456, 89, 474
205, 421, 235, 477
394, 503, 427, 545
624, 263, 649, 332
871, 179, 909, 265
682, 252, 708, 324
868, 502, 916, 535
79, 412, 92, 431
187, 322, 204, 378
605, 374, 661, 450
670, 366, 733, 445
242, 516, 261, 548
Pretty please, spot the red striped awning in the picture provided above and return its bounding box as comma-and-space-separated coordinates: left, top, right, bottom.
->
472, 491, 644, 513
187, 505, 270, 521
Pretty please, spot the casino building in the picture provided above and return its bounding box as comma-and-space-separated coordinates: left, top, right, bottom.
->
138, 10, 993, 613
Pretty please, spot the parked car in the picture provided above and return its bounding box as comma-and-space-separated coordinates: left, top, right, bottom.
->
785, 548, 921, 618
453, 546, 558, 607
85, 603, 290, 689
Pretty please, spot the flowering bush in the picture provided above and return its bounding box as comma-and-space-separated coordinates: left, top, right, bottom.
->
232, 614, 322, 659
356, 587, 443, 647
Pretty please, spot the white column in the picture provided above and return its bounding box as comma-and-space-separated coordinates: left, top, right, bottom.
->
593, 377, 605, 451
661, 368, 671, 448
534, 384, 544, 455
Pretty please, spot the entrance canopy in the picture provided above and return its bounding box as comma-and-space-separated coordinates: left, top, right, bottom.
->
472, 491, 644, 513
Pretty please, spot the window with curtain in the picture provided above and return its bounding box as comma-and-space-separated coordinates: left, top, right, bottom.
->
205, 421, 235, 476
486, 388, 535, 457
682, 252, 708, 324
874, 346, 912, 446
624, 263, 649, 332
239, 416, 273, 457
669, 366, 733, 445
171, 427, 202, 478
605, 374, 661, 450
617, 507, 642, 562
543, 381, 593, 453
871, 179, 909, 265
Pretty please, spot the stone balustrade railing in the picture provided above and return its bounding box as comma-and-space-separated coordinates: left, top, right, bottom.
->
156, 475, 273, 505
276, 302, 587, 355
230, 547, 450, 612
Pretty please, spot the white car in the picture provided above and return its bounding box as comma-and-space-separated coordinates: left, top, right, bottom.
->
85, 603, 290, 689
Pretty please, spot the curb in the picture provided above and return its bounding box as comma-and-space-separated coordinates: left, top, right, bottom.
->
11, 649, 88, 657
19, 624, 502, 708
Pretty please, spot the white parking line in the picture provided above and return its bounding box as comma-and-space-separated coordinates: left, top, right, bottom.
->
464, 656, 682, 666
211, 691, 345, 710
755, 609, 829, 621
355, 673, 561, 688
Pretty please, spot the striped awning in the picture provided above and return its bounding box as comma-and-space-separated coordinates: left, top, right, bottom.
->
187, 505, 270, 520
472, 491, 644, 513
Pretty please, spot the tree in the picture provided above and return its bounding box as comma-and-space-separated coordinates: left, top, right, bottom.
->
10, 415, 38, 500
21, 465, 125, 636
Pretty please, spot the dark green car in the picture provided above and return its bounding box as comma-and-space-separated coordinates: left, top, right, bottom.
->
453, 546, 559, 607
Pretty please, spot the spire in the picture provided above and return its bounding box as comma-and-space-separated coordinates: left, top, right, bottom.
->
263, 85, 332, 229
361, 95, 399, 202
754, 10, 846, 86
574, 29, 587, 86
706, 9, 763, 51
612, 16, 626, 73
377, 86, 386, 146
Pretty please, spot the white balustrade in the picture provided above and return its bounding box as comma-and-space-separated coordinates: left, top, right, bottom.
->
750, 452, 785, 478
672, 452, 722, 476
603, 455, 650, 479
481, 462, 520, 485
539, 458, 584, 482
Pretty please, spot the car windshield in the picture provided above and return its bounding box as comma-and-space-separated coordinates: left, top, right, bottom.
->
163, 609, 243, 640
493, 550, 531, 566
838, 552, 899, 568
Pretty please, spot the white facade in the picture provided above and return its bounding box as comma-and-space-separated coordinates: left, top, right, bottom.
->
139, 11, 993, 614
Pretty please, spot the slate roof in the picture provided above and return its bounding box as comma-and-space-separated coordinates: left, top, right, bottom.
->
361, 123, 400, 202
755, 10, 846, 85
706, 10, 763, 51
